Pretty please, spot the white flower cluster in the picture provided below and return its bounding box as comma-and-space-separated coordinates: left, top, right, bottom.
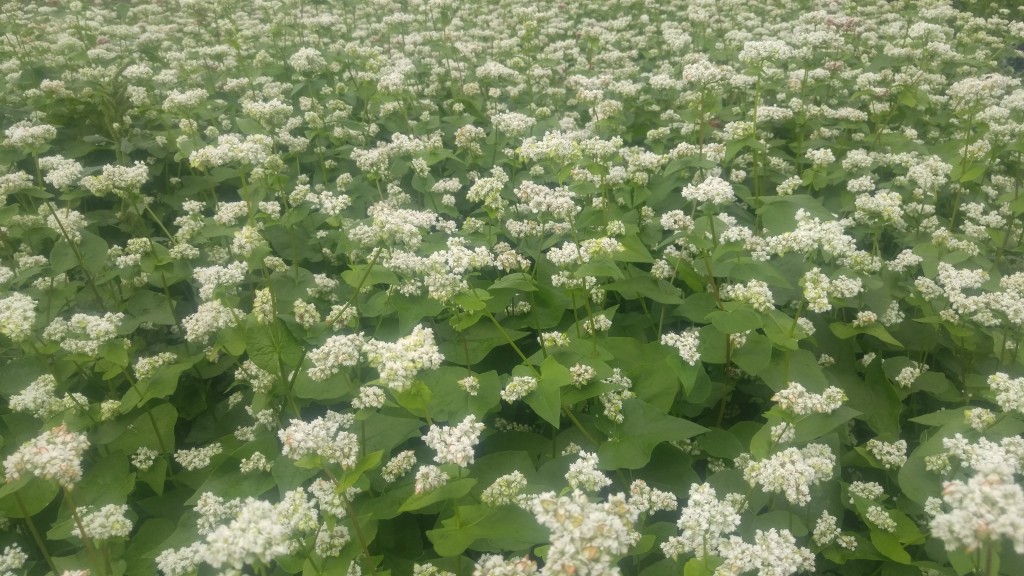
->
988, 372, 1024, 414
38, 155, 83, 189
382, 450, 417, 483
0, 544, 28, 575
720, 280, 775, 313
189, 133, 276, 170
599, 368, 635, 424
942, 434, 1024, 478
307, 333, 365, 381
80, 161, 150, 198
566, 451, 612, 493
181, 300, 242, 344
278, 411, 359, 469
680, 175, 735, 205
364, 325, 445, 391
472, 555, 538, 576
524, 490, 640, 576
3, 424, 90, 487
772, 382, 846, 415
2, 120, 57, 148
193, 261, 247, 301
501, 375, 538, 403
174, 443, 223, 471
866, 439, 908, 469
42, 311, 124, 355
9, 374, 87, 419
662, 483, 743, 559
716, 528, 815, 576
415, 464, 449, 493
812, 511, 857, 550
930, 469, 1024, 554
743, 444, 835, 506
0, 293, 37, 341
628, 479, 677, 514
422, 415, 485, 467
482, 471, 529, 506
158, 489, 319, 575
75, 504, 133, 540
41, 205, 87, 243
661, 330, 701, 366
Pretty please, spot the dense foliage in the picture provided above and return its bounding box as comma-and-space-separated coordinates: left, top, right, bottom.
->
2, 0, 1024, 575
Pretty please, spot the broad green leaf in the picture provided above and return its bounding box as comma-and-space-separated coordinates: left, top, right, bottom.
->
427, 505, 546, 556
830, 321, 903, 348
870, 530, 911, 564
246, 317, 304, 373
126, 289, 177, 326
399, 478, 476, 513
598, 399, 708, 469
0, 477, 59, 518
525, 356, 571, 428
707, 306, 762, 334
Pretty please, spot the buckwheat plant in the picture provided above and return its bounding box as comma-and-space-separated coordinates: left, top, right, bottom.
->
3, 0, 1024, 574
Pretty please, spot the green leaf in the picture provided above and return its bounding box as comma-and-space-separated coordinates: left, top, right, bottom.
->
427, 505, 547, 557
399, 478, 476, 513
598, 399, 708, 469
830, 322, 903, 348
576, 258, 624, 278
870, 530, 911, 564
120, 363, 188, 410
489, 273, 537, 292
794, 406, 860, 442
0, 477, 59, 518
126, 290, 177, 326
525, 356, 570, 428
246, 317, 304, 373
707, 306, 762, 334
731, 334, 773, 376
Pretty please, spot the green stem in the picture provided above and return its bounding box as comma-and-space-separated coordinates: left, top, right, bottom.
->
66, 489, 105, 576
15, 492, 59, 575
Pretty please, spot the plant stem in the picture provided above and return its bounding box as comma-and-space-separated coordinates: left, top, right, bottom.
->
15, 492, 59, 576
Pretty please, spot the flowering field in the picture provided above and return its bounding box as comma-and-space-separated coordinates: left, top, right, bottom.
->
3, 0, 1024, 575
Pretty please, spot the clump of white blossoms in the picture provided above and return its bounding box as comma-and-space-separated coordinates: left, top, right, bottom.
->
307, 332, 366, 381
159, 489, 319, 575
661, 330, 701, 366
278, 411, 359, 470
772, 382, 846, 415
363, 324, 444, 391
681, 174, 735, 205
743, 444, 835, 506
42, 311, 124, 355
175, 443, 223, 471
79, 161, 150, 198
472, 555, 538, 576
422, 415, 485, 467
866, 439, 908, 469
501, 375, 538, 403
75, 504, 133, 540
0, 293, 37, 341
0, 544, 28, 574
382, 450, 417, 483
566, 451, 613, 493
482, 471, 529, 506
662, 483, 743, 560
628, 480, 677, 514
524, 490, 640, 576
716, 528, 815, 576
988, 372, 1024, 414
720, 280, 775, 312
181, 300, 243, 344
929, 468, 1024, 555
9, 374, 87, 419
415, 465, 449, 493
3, 424, 90, 487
